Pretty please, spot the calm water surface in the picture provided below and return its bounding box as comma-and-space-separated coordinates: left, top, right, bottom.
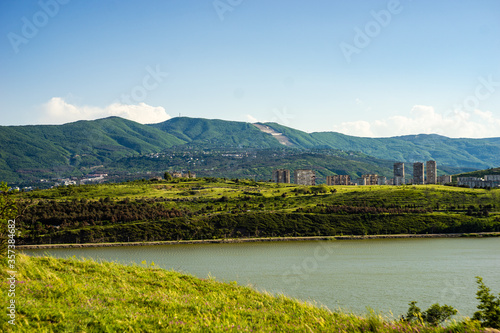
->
24, 238, 500, 318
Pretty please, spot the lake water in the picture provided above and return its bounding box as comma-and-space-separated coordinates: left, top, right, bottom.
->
23, 237, 500, 319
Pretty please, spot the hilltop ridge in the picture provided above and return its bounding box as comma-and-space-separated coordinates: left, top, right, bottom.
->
1, 116, 499, 185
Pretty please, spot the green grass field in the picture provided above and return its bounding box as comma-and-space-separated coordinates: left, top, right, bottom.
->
0, 255, 486, 332
12, 178, 500, 245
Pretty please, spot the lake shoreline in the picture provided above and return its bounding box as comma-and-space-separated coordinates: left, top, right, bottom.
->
18, 232, 500, 250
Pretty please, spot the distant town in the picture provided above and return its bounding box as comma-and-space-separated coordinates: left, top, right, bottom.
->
273, 161, 500, 189
10, 160, 500, 192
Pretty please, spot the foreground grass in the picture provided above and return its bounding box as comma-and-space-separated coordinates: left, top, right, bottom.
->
0, 255, 485, 332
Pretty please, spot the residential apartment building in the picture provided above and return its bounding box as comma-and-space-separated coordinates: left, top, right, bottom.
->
273, 169, 291, 183
394, 162, 405, 185
413, 162, 425, 185
362, 174, 379, 186
326, 175, 351, 185
437, 175, 452, 184
426, 160, 437, 184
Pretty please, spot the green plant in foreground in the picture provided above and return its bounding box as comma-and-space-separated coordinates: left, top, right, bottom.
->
403, 301, 457, 326
473, 276, 500, 328
0, 254, 487, 332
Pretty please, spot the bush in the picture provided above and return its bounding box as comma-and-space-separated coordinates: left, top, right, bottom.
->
473, 276, 500, 328
423, 303, 457, 326
403, 301, 457, 326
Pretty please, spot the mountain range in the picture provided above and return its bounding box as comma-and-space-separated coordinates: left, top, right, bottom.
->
1, 116, 499, 185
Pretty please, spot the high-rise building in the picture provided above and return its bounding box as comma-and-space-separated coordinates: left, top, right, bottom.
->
413, 162, 425, 185
394, 162, 405, 185
273, 169, 290, 183
426, 160, 437, 184
294, 169, 316, 186
326, 175, 350, 185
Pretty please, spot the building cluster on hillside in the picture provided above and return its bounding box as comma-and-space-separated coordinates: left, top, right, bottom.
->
79, 173, 108, 185
457, 175, 500, 188
273, 160, 456, 186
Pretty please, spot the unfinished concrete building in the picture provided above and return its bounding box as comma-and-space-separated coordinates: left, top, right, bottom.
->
413, 162, 425, 185
326, 175, 351, 185
295, 169, 316, 186
426, 160, 437, 184
393, 162, 405, 185
273, 169, 291, 183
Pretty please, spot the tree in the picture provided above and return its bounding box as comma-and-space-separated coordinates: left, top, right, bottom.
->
404, 301, 423, 324
423, 304, 457, 326
163, 172, 173, 181
403, 301, 457, 326
473, 276, 500, 328
0, 182, 18, 259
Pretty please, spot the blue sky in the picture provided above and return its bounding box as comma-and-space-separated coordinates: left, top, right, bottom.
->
1, 0, 500, 137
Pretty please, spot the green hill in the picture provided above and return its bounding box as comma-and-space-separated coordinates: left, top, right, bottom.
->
152, 118, 500, 169
454, 167, 500, 180
1, 116, 499, 185
110, 148, 396, 183
150, 117, 282, 148
0, 117, 184, 182
261, 124, 500, 169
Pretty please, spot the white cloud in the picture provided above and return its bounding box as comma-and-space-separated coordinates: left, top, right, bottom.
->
40, 97, 171, 125
333, 105, 500, 138
245, 114, 258, 123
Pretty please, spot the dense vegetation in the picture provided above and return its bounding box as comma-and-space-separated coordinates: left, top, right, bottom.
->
9, 178, 500, 245
1, 116, 497, 186
110, 147, 399, 184
0, 254, 492, 332
454, 167, 500, 181
0, 117, 184, 183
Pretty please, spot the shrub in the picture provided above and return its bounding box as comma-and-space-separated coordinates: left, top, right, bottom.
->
423, 303, 457, 326
403, 301, 457, 326
473, 276, 500, 328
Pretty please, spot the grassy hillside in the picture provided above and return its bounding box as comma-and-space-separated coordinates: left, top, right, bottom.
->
13, 179, 500, 245
110, 148, 397, 183
454, 167, 500, 180
0, 254, 484, 332
151, 117, 282, 148
263, 124, 500, 169
0, 117, 185, 183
